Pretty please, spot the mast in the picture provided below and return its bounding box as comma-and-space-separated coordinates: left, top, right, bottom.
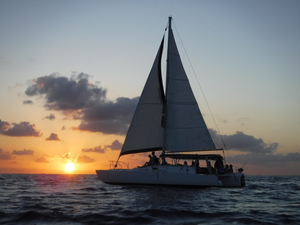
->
162, 16, 172, 156
165, 16, 172, 100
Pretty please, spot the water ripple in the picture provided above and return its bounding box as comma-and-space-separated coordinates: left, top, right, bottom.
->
0, 174, 299, 224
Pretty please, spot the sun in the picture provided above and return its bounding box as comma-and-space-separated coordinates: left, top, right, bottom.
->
65, 162, 75, 172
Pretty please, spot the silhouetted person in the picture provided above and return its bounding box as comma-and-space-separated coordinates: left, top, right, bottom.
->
214, 158, 224, 174
152, 151, 159, 165
225, 164, 229, 173
148, 154, 154, 166
229, 164, 233, 173
195, 160, 200, 174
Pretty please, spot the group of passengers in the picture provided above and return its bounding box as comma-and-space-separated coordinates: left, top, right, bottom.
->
146, 152, 159, 166
188, 158, 234, 174
214, 158, 233, 174
143, 152, 234, 174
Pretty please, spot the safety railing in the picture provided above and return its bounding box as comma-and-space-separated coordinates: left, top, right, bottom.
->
109, 161, 129, 169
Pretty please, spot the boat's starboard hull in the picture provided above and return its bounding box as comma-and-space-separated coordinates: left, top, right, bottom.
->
96, 165, 245, 188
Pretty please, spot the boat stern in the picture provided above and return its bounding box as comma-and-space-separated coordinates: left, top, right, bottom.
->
218, 173, 245, 188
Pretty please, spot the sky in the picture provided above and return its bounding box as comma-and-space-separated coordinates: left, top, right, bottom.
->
0, 0, 300, 175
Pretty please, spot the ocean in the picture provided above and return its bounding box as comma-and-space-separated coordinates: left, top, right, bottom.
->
0, 174, 299, 224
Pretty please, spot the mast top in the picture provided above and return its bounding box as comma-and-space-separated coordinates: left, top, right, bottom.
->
168, 16, 172, 30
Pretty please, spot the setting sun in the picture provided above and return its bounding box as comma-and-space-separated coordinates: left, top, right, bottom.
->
65, 162, 75, 172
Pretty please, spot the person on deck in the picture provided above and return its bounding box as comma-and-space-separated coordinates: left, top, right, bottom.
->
195, 160, 200, 174
229, 164, 233, 173
147, 155, 155, 166
214, 158, 224, 174
152, 151, 159, 165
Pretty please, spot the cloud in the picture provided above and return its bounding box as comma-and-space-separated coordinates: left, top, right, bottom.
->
23, 100, 33, 105
231, 152, 300, 165
0, 120, 42, 137
210, 130, 279, 154
61, 153, 70, 160
82, 146, 105, 153
106, 140, 122, 150
76, 155, 94, 163
81, 97, 138, 123
12, 149, 34, 155
44, 113, 55, 120
75, 120, 129, 135
208, 129, 300, 173
77, 97, 138, 135
35, 155, 51, 163
82, 140, 122, 154
25, 73, 107, 110
0, 148, 15, 160
25, 73, 138, 135
45, 133, 60, 141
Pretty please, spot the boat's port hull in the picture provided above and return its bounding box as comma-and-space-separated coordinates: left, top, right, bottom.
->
96, 165, 245, 188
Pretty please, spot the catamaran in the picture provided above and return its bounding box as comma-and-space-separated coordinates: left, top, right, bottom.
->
96, 17, 245, 188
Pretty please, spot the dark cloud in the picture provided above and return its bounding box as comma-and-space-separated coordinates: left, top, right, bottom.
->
0, 120, 42, 137
12, 149, 34, 155
25, 73, 138, 135
23, 100, 33, 105
75, 120, 129, 135
210, 130, 279, 154
0, 148, 15, 160
82, 140, 123, 154
35, 155, 50, 163
0, 120, 10, 131
82, 146, 105, 153
106, 140, 122, 150
25, 73, 107, 110
231, 152, 300, 165
82, 97, 138, 123
76, 155, 94, 163
46, 133, 60, 141
77, 97, 138, 134
44, 113, 55, 120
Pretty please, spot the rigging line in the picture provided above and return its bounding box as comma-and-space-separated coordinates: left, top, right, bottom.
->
172, 20, 228, 157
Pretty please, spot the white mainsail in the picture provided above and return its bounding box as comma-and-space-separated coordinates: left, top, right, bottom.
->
120, 38, 165, 156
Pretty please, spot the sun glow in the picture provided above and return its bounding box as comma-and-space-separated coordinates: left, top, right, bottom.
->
65, 162, 75, 172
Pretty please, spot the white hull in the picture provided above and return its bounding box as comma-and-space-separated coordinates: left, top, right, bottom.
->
96, 165, 245, 188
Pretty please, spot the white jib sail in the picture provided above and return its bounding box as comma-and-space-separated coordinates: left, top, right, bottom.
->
165, 27, 216, 152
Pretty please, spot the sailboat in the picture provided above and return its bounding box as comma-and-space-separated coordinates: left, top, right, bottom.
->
96, 17, 245, 188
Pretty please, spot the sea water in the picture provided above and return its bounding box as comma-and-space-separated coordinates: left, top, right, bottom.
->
0, 174, 299, 224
